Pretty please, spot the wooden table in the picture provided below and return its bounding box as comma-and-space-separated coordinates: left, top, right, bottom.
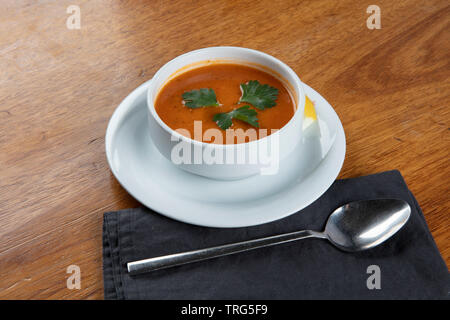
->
0, 0, 448, 299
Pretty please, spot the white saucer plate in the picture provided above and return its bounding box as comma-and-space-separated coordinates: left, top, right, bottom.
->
105, 80, 345, 228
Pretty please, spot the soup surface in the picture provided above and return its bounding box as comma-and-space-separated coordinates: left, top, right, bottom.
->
154, 63, 296, 144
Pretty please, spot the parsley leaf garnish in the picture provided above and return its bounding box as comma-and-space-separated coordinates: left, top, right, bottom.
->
213, 106, 259, 130
182, 88, 219, 108
238, 80, 278, 110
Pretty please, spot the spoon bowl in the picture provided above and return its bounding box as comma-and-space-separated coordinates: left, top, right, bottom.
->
324, 199, 411, 251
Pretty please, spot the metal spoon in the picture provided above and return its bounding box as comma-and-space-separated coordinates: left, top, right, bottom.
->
127, 199, 411, 275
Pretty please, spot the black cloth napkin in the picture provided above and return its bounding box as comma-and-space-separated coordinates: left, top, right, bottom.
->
103, 170, 449, 299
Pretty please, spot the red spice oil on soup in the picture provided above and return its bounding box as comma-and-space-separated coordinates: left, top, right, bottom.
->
154, 63, 296, 144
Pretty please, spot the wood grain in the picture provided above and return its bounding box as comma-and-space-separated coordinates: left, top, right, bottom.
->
0, 0, 448, 299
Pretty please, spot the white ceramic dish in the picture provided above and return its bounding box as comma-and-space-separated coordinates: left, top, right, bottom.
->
105, 80, 345, 228
147, 47, 307, 180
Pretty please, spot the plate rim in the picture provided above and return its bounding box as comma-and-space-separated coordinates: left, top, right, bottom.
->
105, 80, 346, 228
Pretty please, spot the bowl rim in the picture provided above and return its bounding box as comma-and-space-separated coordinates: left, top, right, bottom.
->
147, 46, 306, 149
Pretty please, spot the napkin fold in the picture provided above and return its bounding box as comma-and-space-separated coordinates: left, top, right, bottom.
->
103, 170, 449, 299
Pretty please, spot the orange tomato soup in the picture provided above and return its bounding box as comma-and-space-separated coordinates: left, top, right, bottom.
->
154, 63, 296, 144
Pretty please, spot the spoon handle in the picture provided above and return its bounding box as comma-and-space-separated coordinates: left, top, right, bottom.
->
127, 230, 326, 275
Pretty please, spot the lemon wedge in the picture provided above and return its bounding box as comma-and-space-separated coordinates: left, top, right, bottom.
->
302, 95, 320, 137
